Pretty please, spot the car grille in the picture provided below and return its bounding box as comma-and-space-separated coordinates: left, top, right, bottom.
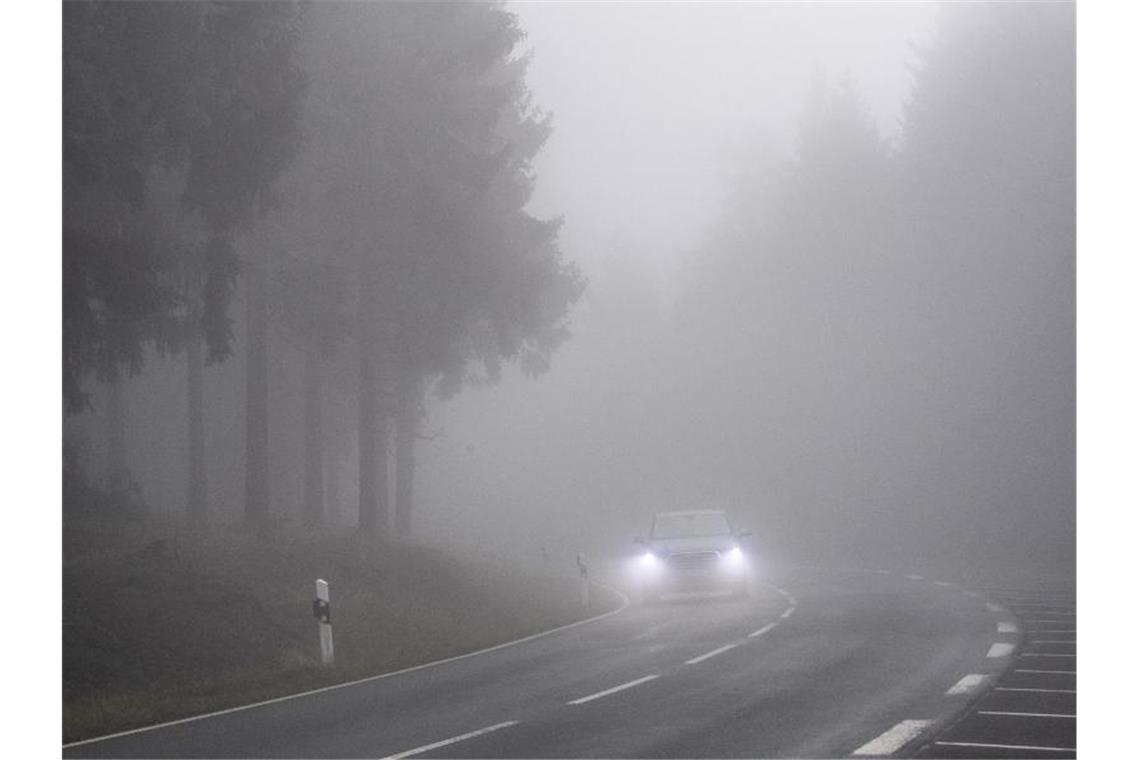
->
667, 551, 720, 573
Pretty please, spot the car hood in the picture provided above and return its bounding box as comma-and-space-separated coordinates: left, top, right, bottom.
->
650, 535, 737, 555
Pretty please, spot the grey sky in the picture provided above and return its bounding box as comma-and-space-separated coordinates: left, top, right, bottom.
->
512, 1, 938, 286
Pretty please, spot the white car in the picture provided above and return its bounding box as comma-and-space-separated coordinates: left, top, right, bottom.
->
633, 509, 752, 604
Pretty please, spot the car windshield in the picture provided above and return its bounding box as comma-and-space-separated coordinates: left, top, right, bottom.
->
651, 512, 731, 539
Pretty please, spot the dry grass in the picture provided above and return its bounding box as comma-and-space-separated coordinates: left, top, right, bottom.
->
63, 518, 619, 743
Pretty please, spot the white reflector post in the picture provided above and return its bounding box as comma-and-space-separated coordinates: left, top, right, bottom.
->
315, 578, 334, 665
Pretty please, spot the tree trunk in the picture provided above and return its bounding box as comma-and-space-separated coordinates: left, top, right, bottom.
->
244, 252, 270, 530
394, 371, 420, 539
303, 337, 324, 528
357, 270, 381, 535
187, 329, 206, 527
105, 374, 128, 492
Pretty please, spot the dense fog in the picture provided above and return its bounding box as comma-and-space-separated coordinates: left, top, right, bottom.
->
64, 1, 1075, 573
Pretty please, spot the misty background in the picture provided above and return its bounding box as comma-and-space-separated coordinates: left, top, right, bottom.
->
63, 1, 1074, 572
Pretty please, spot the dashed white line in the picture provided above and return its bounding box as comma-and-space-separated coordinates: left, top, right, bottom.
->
780, 606, 795, 620
933, 581, 955, 587
963, 591, 981, 598
998, 621, 1020, 633
946, 674, 989, 695
987, 642, 1015, 658
685, 642, 741, 665
382, 721, 519, 759
934, 741, 1075, 753
904, 574, 924, 581
749, 622, 778, 638
567, 674, 659, 705
995, 687, 1076, 694
977, 710, 1076, 719
852, 719, 933, 756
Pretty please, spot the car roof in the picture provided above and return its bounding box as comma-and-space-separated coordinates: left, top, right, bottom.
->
653, 509, 727, 518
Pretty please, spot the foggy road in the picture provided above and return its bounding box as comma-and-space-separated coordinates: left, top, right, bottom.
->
64, 565, 1037, 759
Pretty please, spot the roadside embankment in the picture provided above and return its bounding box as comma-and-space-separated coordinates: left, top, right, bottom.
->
63, 518, 622, 742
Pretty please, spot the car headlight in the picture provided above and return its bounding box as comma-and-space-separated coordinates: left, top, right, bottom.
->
722, 546, 744, 565
639, 551, 659, 569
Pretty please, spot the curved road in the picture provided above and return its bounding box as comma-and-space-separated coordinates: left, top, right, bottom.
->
65, 565, 1017, 758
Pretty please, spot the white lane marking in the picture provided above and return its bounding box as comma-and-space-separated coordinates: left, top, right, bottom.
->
1020, 653, 1076, 658
1015, 668, 1076, 674
874, 569, 892, 575
978, 710, 1076, 719
987, 642, 1016, 658
995, 687, 1077, 694
567, 674, 659, 705
64, 583, 630, 749
946, 674, 989, 695
986, 602, 1005, 613
963, 591, 981, 598
904, 574, 924, 581
749, 622, 778, 638
934, 741, 1075, 753
383, 721, 519, 759
1030, 640, 1076, 644
998, 621, 1020, 633
780, 606, 795, 619
933, 581, 954, 587
686, 642, 741, 665
852, 719, 933, 756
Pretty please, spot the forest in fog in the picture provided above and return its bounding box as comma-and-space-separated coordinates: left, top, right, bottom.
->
63, 1, 1074, 567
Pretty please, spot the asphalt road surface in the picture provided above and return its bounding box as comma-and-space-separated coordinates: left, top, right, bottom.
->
65, 564, 1068, 759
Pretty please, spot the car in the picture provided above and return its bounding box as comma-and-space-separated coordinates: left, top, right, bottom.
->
633, 509, 752, 604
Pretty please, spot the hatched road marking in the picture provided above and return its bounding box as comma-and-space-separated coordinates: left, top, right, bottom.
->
934, 740, 1075, 753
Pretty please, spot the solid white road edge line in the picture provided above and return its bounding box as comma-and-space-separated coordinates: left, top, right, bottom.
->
852, 719, 934, 756
934, 741, 1075, 752
567, 674, 660, 705
946, 674, 988, 695
977, 710, 1076, 718
64, 582, 630, 748
987, 642, 1016, 658
382, 721, 520, 759
685, 643, 740, 665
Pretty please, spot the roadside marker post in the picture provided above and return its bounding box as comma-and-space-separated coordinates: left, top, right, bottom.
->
313, 579, 335, 666
577, 552, 589, 609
